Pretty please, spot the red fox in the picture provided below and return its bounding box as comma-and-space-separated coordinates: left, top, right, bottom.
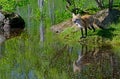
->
51, 13, 103, 36
72, 13, 103, 38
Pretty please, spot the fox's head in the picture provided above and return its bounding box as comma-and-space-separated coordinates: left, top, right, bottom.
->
72, 13, 83, 28
72, 13, 81, 22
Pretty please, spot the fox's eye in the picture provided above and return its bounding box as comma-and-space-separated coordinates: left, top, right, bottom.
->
74, 19, 80, 23
73, 20, 76, 23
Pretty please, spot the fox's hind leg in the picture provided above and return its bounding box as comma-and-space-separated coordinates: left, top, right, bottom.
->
94, 18, 104, 29
88, 26, 92, 30
90, 24, 95, 32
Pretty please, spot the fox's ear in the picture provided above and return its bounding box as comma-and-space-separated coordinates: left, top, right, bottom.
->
76, 14, 80, 17
72, 13, 76, 17
72, 13, 80, 18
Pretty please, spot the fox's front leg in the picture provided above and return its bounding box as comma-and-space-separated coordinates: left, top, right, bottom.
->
85, 27, 87, 37
80, 28, 85, 38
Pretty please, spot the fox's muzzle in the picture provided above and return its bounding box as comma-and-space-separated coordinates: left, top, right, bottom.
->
73, 19, 83, 28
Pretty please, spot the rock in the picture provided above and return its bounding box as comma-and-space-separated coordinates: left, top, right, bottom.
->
51, 19, 74, 33
3, 18, 10, 38
0, 11, 25, 39
4, 12, 25, 29
94, 9, 120, 28
0, 12, 5, 21
0, 12, 5, 29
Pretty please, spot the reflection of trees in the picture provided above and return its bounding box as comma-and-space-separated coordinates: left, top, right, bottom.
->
73, 44, 120, 79
43, 45, 74, 79
49, 45, 72, 70
38, 0, 45, 42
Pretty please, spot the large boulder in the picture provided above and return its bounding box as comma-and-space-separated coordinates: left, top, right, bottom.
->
0, 11, 25, 39
4, 12, 25, 29
94, 9, 120, 28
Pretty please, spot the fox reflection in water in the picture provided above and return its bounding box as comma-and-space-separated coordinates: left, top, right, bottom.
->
73, 44, 100, 72
73, 44, 120, 78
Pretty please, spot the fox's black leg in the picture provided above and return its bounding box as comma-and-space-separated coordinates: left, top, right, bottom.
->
85, 27, 87, 37
88, 26, 92, 30
91, 24, 95, 32
80, 28, 84, 38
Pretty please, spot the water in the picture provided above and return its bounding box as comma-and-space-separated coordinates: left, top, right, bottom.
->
0, 1, 120, 79
0, 36, 120, 79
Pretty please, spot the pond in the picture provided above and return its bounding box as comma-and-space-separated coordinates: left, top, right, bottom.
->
0, 36, 120, 79
0, 2, 120, 79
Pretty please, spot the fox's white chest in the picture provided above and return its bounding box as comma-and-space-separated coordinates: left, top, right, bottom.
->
75, 23, 83, 28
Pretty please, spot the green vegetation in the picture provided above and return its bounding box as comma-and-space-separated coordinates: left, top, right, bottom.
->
0, 0, 120, 79
0, 0, 29, 11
